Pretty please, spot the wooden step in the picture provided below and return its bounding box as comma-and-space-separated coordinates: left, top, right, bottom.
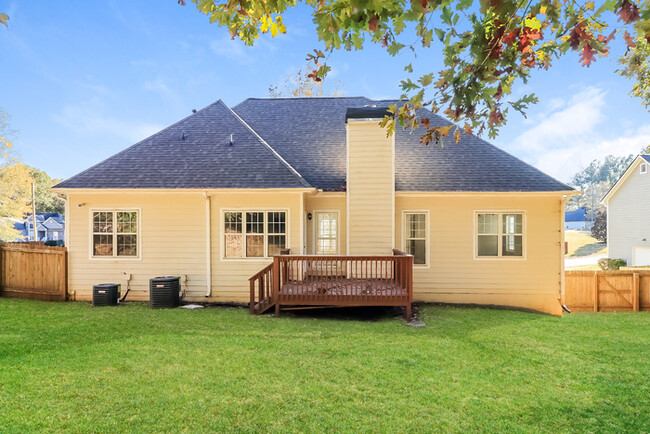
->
254, 298, 274, 315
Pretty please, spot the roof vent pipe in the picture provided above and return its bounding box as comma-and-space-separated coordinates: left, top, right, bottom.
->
192, 109, 197, 114
180, 131, 187, 141
228, 134, 234, 146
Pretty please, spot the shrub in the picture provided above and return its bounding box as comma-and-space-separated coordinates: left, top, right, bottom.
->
44, 240, 64, 247
598, 258, 627, 270
591, 209, 607, 242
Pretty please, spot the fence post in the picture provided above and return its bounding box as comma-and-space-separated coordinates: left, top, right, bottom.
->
0, 245, 3, 296
633, 273, 640, 312
593, 271, 599, 312
60, 250, 67, 301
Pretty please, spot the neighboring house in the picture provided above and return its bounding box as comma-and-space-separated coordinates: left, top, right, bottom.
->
13, 213, 66, 243
603, 155, 650, 266
564, 207, 592, 230
54, 97, 575, 315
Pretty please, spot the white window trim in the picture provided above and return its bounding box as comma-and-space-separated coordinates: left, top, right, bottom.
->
641, 163, 647, 174
220, 208, 290, 262
402, 210, 430, 268
312, 210, 341, 255
89, 208, 142, 260
473, 210, 527, 261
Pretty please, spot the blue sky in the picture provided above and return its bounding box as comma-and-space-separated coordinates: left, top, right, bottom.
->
1, 1, 649, 183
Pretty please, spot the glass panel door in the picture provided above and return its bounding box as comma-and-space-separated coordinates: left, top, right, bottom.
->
315, 212, 338, 255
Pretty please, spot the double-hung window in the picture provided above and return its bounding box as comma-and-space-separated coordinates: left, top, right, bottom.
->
92, 210, 138, 257
476, 212, 524, 258
224, 211, 287, 258
404, 212, 427, 265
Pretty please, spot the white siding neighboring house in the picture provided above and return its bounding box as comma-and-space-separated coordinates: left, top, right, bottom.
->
603, 155, 650, 266
12, 213, 66, 243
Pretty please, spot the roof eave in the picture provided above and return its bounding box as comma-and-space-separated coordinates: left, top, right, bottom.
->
52, 187, 317, 194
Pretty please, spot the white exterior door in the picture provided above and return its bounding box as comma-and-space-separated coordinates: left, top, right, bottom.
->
315, 211, 338, 255
634, 247, 650, 266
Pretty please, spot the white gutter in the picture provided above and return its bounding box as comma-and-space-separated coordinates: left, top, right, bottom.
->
205, 192, 212, 297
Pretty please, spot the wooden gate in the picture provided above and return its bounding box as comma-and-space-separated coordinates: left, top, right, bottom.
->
565, 270, 650, 312
0, 243, 67, 301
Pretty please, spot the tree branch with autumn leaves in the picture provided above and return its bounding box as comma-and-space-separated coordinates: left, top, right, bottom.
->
182, 0, 649, 145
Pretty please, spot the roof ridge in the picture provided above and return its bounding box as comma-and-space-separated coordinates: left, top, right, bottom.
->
54, 100, 225, 189
226, 101, 312, 188
238, 96, 367, 101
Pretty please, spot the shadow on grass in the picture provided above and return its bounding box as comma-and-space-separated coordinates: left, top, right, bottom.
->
572, 242, 606, 257
276, 306, 403, 322
273, 303, 548, 335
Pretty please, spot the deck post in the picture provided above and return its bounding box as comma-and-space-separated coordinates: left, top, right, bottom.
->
273, 256, 280, 316
249, 279, 256, 314
406, 256, 415, 322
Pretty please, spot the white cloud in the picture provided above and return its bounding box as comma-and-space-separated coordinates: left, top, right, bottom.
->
143, 76, 173, 97
209, 34, 277, 64
505, 87, 650, 183
52, 102, 163, 144
210, 36, 254, 63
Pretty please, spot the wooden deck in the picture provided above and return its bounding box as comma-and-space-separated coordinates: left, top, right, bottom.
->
249, 250, 414, 320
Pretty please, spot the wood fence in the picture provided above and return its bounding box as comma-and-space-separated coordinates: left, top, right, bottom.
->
565, 270, 650, 312
0, 242, 68, 301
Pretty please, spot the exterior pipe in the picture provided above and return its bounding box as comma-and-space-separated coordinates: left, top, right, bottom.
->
205, 192, 212, 297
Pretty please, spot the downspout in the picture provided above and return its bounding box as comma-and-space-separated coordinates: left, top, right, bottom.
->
63, 195, 69, 246
560, 194, 570, 313
205, 192, 212, 297
63, 195, 71, 299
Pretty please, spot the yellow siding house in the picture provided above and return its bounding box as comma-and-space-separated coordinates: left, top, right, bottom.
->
54, 98, 575, 315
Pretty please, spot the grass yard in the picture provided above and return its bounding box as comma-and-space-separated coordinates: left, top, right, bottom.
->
565, 231, 607, 257
1, 300, 649, 432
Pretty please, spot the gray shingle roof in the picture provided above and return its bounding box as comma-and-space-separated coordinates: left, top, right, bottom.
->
56, 97, 572, 192
55, 100, 310, 189
234, 97, 573, 192
642, 155, 650, 163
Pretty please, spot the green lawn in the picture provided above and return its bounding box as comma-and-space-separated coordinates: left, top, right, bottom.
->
565, 231, 607, 257
1, 300, 648, 432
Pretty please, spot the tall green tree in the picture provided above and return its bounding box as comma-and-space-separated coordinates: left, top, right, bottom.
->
571, 154, 636, 189
185, 0, 650, 144
29, 167, 65, 214
567, 154, 634, 214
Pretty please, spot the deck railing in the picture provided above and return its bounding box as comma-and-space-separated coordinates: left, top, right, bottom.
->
249, 263, 274, 314
249, 250, 413, 319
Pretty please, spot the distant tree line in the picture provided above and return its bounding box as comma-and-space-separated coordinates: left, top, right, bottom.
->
566, 148, 649, 240
566, 153, 641, 216
0, 108, 64, 241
